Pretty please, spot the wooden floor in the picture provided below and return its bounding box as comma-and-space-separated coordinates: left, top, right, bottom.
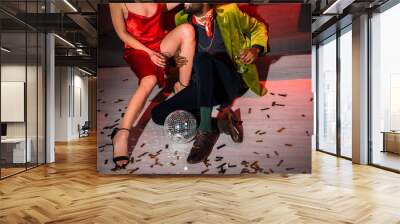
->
1, 167, 26, 178
1, 135, 400, 224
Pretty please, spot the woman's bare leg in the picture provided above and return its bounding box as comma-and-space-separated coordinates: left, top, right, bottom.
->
113, 75, 157, 166
160, 23, 196, 92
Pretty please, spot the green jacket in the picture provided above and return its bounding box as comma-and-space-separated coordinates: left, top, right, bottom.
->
175, 3, 268, 96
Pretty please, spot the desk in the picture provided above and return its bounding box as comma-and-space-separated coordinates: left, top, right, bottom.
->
382, 131, 400, 154
1, 138, 31, 163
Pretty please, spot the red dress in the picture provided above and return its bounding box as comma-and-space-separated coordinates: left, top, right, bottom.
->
123, 4, 168, 87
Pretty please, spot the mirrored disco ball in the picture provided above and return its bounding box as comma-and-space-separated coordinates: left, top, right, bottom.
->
164, 110, 197, 144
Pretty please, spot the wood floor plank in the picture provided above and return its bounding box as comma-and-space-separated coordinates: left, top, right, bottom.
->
1, 134, 400, 224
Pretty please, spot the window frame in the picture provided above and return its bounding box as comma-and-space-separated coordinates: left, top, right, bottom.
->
315, 23, 353, 161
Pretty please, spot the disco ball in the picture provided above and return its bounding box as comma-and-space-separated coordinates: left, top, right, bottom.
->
164, 110, 197, 144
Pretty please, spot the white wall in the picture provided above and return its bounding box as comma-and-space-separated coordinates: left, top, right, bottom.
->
1, 65, 42, 137
55, 66, 70, 141
72, 73, 89, 138
54, 66, 89, 141
1, 64, 46, 163
1, 65, 25, 131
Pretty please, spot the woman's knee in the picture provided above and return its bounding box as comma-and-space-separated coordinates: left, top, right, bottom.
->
177, 23, 195, 40
139, 75, 157, 92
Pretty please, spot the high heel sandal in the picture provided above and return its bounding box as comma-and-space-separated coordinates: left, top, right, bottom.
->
110, 128, 130, 169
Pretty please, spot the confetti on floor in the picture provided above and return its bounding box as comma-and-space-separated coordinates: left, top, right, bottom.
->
97, 58, 312, 175
277, 127, 286, 133
217, 144, 226, 150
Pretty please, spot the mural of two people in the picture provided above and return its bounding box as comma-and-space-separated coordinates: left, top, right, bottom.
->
110, 3, 267, 166
97, 2, 312, 175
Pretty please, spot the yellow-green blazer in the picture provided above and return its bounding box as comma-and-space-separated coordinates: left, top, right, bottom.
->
175, 3, 268, 96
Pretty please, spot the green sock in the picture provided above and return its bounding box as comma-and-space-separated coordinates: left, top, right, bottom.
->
199, 107, 213, 133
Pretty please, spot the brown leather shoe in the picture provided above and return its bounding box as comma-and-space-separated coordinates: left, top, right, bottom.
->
217, 108, 243, 143
187, 130, 220, 164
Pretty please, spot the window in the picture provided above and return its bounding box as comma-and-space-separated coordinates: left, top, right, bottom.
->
370, 3, 400, 171
339, 27, 352, 158
317, 35, 337, 154
316, 24, 353, 159
0, 1, 47, 179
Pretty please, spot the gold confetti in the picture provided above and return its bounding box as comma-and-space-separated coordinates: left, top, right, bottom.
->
277, 127, 286, 133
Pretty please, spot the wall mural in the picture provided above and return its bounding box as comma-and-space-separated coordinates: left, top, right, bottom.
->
97, 3, 312, 175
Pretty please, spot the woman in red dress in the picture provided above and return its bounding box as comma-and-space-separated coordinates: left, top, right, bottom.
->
109, 3, 196, 168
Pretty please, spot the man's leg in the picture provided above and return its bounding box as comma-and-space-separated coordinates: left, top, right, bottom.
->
193, 52, 218, 133
206, 58, 246, 143
198, 107, 212, 133
151, 84, 199, 125
186, 52, 221, 164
